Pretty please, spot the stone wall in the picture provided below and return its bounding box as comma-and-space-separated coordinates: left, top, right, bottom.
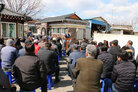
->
94, 33, 138, 58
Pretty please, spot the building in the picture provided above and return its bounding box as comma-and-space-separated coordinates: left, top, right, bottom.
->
24, 20, 41, 36
40, 13, 89, 39
86, 17, 111, 37
110, 25, 134, 35
0, 8, 31, 38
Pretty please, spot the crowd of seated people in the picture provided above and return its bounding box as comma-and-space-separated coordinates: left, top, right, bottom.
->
0, 35, 138, 92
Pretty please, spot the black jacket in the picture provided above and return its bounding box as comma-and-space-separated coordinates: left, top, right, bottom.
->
12, 53, 47, 91
97, 51, 114, 78
108, 46, 120, 65
56, 42, 62, 53
37, 48, 58, 75
112, 61, 136, 92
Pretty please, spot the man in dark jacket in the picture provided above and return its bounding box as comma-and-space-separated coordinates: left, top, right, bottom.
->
98, 45, 114, 91
112, 50, 136, 92
12, 42, 47, 92
108, 40, 120, 65
37, 42, 58, 75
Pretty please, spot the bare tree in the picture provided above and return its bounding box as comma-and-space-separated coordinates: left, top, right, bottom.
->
2, 0, 42, 16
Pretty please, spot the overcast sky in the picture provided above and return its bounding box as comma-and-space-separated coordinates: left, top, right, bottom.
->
39, 0, 138, 25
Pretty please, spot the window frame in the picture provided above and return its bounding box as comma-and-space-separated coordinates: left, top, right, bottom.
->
18, 23, 23, 38
1, 22, 16, 38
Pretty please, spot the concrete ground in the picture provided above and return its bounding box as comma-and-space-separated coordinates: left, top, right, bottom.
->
16, 57, 74, 92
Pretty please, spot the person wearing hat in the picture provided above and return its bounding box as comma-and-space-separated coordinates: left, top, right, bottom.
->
73, 44, 103, 92
1, 39, 17, 72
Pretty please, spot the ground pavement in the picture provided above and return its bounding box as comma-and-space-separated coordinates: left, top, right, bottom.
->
16, 57, 74, 92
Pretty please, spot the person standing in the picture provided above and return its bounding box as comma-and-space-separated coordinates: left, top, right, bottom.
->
73, 45, 103, 92
12, 42, 47, 92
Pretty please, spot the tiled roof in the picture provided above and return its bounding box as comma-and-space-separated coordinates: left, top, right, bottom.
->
1, 8, 23, 17
41, 13, 80, 22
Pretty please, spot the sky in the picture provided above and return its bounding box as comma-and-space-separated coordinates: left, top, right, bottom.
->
39, 0, 138, 25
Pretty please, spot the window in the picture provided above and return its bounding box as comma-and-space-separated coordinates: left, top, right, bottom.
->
18, 24, 23, 38
61, 28, 66, 34
57, 28, 60, 33
52, 28, 60, 34
53, 28, 56, 33
2, 23, 16, 38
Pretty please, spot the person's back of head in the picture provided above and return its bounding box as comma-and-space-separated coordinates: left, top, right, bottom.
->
56, 37, 61, 42
98, 42, 104, 47
121, 46, 133, 60
112, 40, 118, 46
127, 40, 133, 46
25, 43, 35, 54
20, 38, 26, 43
117, 50, 128, 61
86, 44, 97, 58
81, 42, 87, 50
45, 42, 52, 50
73, 44, 80, 51
33, 39, 39, 45
39, 35, 42, 39
100, 45, 108, 52
14, 38, 21, 46
6, 39, 14, 46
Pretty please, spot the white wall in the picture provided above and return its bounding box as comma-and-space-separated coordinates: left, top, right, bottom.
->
94, 33, 138, 58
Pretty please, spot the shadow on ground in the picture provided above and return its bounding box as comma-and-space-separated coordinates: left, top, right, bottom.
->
53, 79, 72, 89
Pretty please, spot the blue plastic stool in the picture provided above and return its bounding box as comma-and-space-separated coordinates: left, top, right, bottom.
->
4, 71, 16, 84
59, 53, 62, 58
58, 55, 60, 61
62, 50, 66, 56
0, 62, 1, 68
20, 90, 35, 92
101, 79, 112, 92
101, 80, 105, 92
47, 75, 53, 90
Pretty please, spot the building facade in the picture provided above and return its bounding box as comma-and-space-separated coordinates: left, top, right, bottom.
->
110, 25, 134, 35
0, 8, 31, 39
40, 13, 89, 40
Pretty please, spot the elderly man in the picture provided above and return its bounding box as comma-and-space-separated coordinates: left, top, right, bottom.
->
1, 39, 17, 72
73, 44, 103, 92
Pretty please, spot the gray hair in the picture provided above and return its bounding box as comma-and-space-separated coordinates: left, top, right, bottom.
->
6, 39, 14, 46
86, 44, 97, 56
